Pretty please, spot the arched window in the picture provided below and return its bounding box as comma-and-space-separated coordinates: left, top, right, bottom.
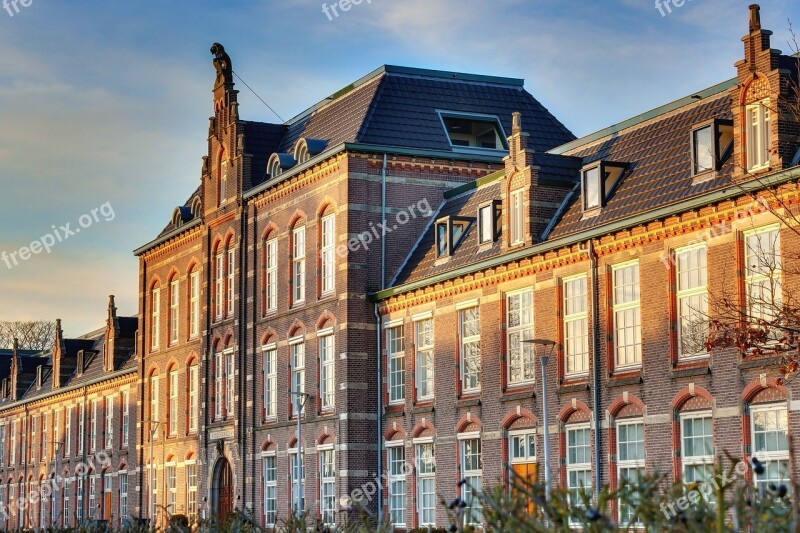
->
167, 365, 178, 436
319, 206, 336, 295
150, 282, 161, 351
168, 274, 180, 345
217, 151, 228, 207
291, 221, 306, 305
294, 140, 310, 164
187, 359, 199, 433
213, 237, 236, 320
267, 154, 282, 179
263, 230, 278, 314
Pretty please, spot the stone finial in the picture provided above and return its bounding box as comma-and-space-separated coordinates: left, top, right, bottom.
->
512, 112, 523, 135
749, 4, 761, 32
108, 295, 117, 318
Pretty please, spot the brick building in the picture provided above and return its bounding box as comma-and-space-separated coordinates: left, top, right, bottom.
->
0, 297, 138, 529
375, 4, 800, 529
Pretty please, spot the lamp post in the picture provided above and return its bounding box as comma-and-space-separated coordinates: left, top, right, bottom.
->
48, 441, 64, 527
524, 339, 556, 500
288, 389, 313, 515
141, 420, 161, 525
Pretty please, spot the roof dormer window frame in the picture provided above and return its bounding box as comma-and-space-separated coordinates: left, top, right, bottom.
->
437, 110, 509, 155
690, 118, 733, 180
435, 216, 473, 258
581, 161, 627, 214
267, 154, 283, 179
478, 200, 501, 245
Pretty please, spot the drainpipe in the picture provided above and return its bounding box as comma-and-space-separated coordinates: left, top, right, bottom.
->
587, 241, 602, 492
376, 153, 388, 519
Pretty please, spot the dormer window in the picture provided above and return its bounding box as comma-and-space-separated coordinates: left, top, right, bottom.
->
509, 189, 525, 245
438, 111, 508, 153
436, 217, 471, 257
746, 100, 771, 171
478, 202, 500, 244
295, 142, 310, 164
581, 161, 627, 212
267, 154, 283, 179
691, 119, 733, 177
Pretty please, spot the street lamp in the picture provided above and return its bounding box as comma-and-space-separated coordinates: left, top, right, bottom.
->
141, 420, 161, 524
523, 339, 556, 500
288, 389, 313, 515
47, 441, 64, 527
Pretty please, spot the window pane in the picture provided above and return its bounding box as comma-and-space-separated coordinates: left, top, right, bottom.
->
693, 126, 713, 174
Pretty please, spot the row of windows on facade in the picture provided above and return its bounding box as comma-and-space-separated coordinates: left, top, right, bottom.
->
395, 225, 781, 400
149, 213, 336, 352
147, 363, 200, 436
382, 404, 789, 528
0, 392, 131, 467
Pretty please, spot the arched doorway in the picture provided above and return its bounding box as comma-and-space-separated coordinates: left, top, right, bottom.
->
212, 458, 233, 518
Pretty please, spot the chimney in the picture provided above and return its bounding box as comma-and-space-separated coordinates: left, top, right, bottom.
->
10, 338, 19, 401
749, 4, 761, 32
105, 295, 118, 372
52, 318, 63, 389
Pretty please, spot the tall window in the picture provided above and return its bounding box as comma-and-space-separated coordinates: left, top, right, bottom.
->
415, 318, 434, 401
90, 400, 98, 452
612, 262, 642, 369
63, 478, 70, 526
31, 416, 37, 463
460, 307, 481, 392
617, 421, 645, 525
564, 275, 589, 375
88, 476, 96, 517
478, 204, 496, 244
215, 351, 224, 419
219, 160, 228, 206
290, 339, 305, 417
321, 213, 336, 294
692, 125, 714, 175
676, 246, 709, 358
186, 463, 197, 522
745, 226, 781, 328
105, 396, 114, 449
509, 189, 524, 245
166, 465, 176, 512
387, 444, 406, 527
150, 374, 159, 428
168, 369, 178, 436
226, 349, 235, 415
460, 436, 483, 526
681, 412, 714, 484
188, 366, 199, 433
41, 414, 47, 462
319, 333, 335, 410
169, 278, 179, 345
507, 290, 534, 384
215, 252, 224, 319
265, 237, 278, 313
751, 404, 790, 494
64, 406, 72, 456
76, 476, 83, 524
567, 425, 592, 512
0, 424, 4, 466
289, 449, 305, 511
119, 472, 128, 521
227, 248, 235, 316
189, 270, 199, 338
53, 408, 60, 460
10, 421, 16, 465
78, 404, 84, 454
416, 441, 436, 527
319, 448, 336, 526
583, 166, 601, 210
262, 346, 277, 420
151, 286, 160, 350
121, 391, 130, 447
292, 226, 306, 304
746, 100, 771, 170
387, 325, 405, 404
262, 455, 277, 526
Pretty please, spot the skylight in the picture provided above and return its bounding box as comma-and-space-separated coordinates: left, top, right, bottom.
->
438, 111, 508, 153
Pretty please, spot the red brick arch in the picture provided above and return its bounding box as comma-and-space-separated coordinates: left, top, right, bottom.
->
501, 407, 537, 429
261, 222, 279, 241
609, 393, 645, 417
317, 428, 336, 445
742, 377, 787, 403
260, 328, 278, 346
456, 413, 483, 433
288, 320, 305, 339
288, 209, 307, 230
558, 399, 592, 422
316, 311, 337, 330
385, 421, 407, 441
671, 385, 713, 411
317, 198, 337, 217
411, 419, 436, 439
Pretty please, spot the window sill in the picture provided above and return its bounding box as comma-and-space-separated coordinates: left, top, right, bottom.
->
413, 405, 435, 415
739, 355, 785, 370
500, 390, 535, 403
558, 381, 590, 395
607, 371, 643, 387
691, 169, 718, 186
456, 397, 482, 408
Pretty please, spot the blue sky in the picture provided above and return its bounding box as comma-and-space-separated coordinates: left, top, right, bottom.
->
0, 0, 798, 336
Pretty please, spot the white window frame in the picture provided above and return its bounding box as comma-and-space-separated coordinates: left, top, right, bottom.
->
227, 248, 235, 317
321, 213, 336, 294
564, 274, 590, 376
261, 453, 276, 527
459, 433, 483, 526
169, 369, 178, 436
506, 289, 534, 385
292, 226, 306, 305
166, 463, 177, 512
121, 391, 130, 447
616, 420, 645, 525
188, 366, 199, 433
119, 471, 128, 521
151, 287, 160, 350
189, 270, 200, 338
680, 411, 714, 485
744, 225, 782, 331
215, 351, 224, 420
90, 400, 98, 452
150, 374, 159, 427
478, 204, 496, 244
415, 438, 436, 527
290, 337, 306, 418
386, 324, 405, 405
319, 445, 336, 526
169, 278, 179, 345
612, 261, 642, 369
459, 306, 481, 393
262, 345, 277, 420
750, 403, 790, 493
265, 237, 278, 313
78, 404, 85, 454
414, 317, 434, 401
88, 475, 97, 516
186, 461, 198, 522
386, 441, 406, 527
319, 331, 335, 411
509, 189, 524, 245
289, 447, 305, 511
215, 252, 224, 319
105, 395, 114, 449
508, 428, 537, 465
64, 406, 72, 456
566, 424, 592, 514
746, 99, 771, 171
675, 245, 709, 359
226, 349, 235, 416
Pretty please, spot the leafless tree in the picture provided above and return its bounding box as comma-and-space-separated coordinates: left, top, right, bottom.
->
0, 321, 56, 351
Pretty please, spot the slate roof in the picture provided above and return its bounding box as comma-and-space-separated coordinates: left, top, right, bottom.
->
0, 319, 137, 408
390, 86, 741, 287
